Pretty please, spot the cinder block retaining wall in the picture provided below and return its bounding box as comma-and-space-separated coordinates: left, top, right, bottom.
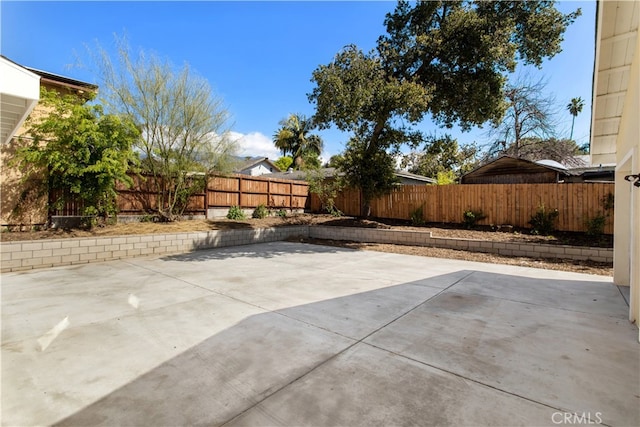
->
0, 226, 309, 273
309, 226, 613, 264
1, 225, 612, 273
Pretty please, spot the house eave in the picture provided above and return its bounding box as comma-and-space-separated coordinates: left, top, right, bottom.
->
0, 56, 40, 144
590, 0, 639, 165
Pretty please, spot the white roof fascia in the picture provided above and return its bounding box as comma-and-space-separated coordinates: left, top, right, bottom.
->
1, 57, 41, 144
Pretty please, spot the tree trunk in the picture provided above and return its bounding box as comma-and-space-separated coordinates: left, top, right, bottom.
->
361, 199, 372, 218
569, 116, 575, 140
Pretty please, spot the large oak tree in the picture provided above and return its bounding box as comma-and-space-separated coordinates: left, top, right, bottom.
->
309, 0, 580, 216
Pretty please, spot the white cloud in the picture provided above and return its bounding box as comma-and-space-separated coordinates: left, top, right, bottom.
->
228, 131, 280, 159
227, 131, 335, 165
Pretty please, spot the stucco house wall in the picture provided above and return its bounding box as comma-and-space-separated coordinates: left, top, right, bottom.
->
591, 0, 640, 331
613, 33, 639, 327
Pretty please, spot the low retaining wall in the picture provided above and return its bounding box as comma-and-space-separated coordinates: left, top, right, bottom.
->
0, 225, 612, 273
0, 226, 309, 273
309, 226, 613, 264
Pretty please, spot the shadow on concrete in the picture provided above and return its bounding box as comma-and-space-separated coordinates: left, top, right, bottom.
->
161, 240, 353, 262
50, 270, 638, 427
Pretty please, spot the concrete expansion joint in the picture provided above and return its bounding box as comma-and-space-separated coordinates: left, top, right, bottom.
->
222, 272, 481, 426
364, 340, 573, 417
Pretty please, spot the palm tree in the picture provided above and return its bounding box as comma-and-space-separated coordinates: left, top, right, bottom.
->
273, 114, 323, 169
567, 97, 584, 141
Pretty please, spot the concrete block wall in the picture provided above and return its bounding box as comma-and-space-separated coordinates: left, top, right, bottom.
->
0, 226, 309, 273
0, 224, 612, 273
309, 226, 613, 264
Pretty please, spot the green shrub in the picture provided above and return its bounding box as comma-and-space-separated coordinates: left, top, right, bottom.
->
80, 216, 97, 230
529, 204, 559, 235
140, 214, 156, 223
584, 192, 614, 236
462, 209, 486, 229
585, 214, 606, 236
410, 205, 425, 226
227, 205, 246, 220
252, 204, 269, 219
306, 167, 343, 217
276, 209, 287, 219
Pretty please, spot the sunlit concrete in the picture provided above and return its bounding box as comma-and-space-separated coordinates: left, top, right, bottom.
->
1, 242, 637, 426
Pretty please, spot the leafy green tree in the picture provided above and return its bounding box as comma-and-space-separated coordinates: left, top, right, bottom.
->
436, 170, 456, 185
18, 87, 139, 222
310, 45, 428, 215
325, 154, 345, 168
273, 114, 323, 170
310, 0, 579, 216
402, 134, 480, 180
89, 36, 237, 221
336, 137, 399, 217
567, 96, 584, 140
274, 156, 293, 172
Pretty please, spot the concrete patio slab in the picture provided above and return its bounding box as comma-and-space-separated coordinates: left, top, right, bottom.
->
226, 344, 554, 427
450, 270, 630, 318
1, 241, 638, 426
366, 291, 638, 426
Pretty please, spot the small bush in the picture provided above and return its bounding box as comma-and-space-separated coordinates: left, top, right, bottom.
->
529, 204, 559, 235
252, 204, 269, 219
227, 205, 246, 220
327, 206, 343, 217
585, 214, 606, 236
140, 214, 157, 223
462, 209, 486, 229
410, 205, 425, 226
584, 192, 614, 236
80, 216, 97, 230
276, 209, 287, 219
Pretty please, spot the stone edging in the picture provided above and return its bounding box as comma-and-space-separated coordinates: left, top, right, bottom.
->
0, 225, 612, 273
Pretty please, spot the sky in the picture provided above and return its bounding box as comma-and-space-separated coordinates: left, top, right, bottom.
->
1, 1, 596, 163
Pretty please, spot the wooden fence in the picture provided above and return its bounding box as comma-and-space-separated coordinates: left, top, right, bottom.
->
47, 177, 614, 233
207, 174, 309, 210
317, 183, 615, 234
49, 173, 309, 218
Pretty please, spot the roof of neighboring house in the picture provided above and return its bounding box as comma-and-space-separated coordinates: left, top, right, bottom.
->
233, 156, 281, 173
395, 170, 437, 184
264, 167, 436, 184
462, 156, 577, 182
566, 161, 616, 182
263, 168, 335, 181
25, 66, 97, 93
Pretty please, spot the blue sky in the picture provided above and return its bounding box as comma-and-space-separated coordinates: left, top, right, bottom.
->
1, 1, 595, 162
